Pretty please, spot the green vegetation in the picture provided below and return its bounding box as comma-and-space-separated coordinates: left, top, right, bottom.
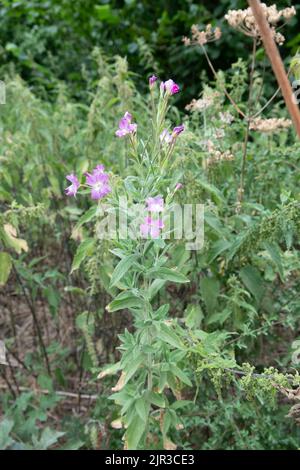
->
0, 0, 300, 450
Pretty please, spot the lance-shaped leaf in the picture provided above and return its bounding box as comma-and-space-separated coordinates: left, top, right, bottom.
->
109, 254, 137, 288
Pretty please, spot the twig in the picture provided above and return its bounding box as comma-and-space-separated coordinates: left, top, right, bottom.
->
200, 44, 246, 118
0, 383, 99, 401
237, 38, 257, 208
248, 0, 300, 138
224, 368, 294, 383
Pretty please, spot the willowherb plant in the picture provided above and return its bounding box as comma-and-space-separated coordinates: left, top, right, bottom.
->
66, 76, 194, 450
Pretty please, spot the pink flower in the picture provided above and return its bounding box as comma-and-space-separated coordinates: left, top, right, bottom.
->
175, 183, 183, 191
146, 196, 164, 212
65, 174, 80, 197
162, 79, 180, 95
93, 164, 105, 176
140, 217, 164, 239
160, 129, 173, 144
149, 75, 157, 87
172, 124, 185, 136
115, 112, 137, 137
85, 165, 111, 200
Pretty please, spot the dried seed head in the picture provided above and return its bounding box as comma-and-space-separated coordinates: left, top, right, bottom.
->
249, 117, 292, 132
184, 23, 222, 47
225, 3, 296, 44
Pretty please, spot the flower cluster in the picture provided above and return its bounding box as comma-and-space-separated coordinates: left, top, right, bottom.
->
148, 75, 180, 95
160, 79, 180, 95
85, 165, 111, 200
65, 164, 111, 200
225, 4, 296, 45
140, 196, 164, 239
115, 112, 137, 138
160, 124, 185, 145
183, 24, 222, 47
249, 117, 292, 133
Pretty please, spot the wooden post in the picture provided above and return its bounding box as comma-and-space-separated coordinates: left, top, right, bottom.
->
248, 0, 300, 138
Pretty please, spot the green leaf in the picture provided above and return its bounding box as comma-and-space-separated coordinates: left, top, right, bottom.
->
169, 364, 192, 387
208, 239, 231, 263
239, 265, 264, 304
107, 291, 143, 312
207, 308, 232, 326
264, 242, 284, 281
0, 418, 14, 449
135, 397, 150, 422
148, 391, 166, 408
197, 179, 224, 205
0, 252, 12, 286
110, 254, 137, 288
35, 427, 65, 450
94, 5, 120, 24
162, 411, 172, 436
157, 323, 185, 350
148, 279, 166, 300
149, 267, 189, 284
123, 354, 144, 384
200, 277, 220, 315
170, 400, 193, 410
184, 304, 203, 329
125, 414, 147, 450
73, 206, 98, 232
71, 238, 95, 273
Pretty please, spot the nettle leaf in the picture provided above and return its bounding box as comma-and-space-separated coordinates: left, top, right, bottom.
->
71, 238, 95, 273
200, 277, 220, 315
107, 291, 143, 312
110, 254, 137, 288
149, 267, 189, 284
0, 252, 12, 286
264, 242, 284, 281
239, 265, 264, 304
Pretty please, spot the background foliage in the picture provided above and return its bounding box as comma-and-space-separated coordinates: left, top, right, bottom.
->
0, 0, 299, 103
0, 0, 300, 450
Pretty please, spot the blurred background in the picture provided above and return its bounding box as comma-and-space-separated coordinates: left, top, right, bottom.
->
0, 0, 298, 106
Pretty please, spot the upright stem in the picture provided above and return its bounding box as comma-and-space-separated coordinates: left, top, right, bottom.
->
248, 0, 300, 138
237, 38, 257, 210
